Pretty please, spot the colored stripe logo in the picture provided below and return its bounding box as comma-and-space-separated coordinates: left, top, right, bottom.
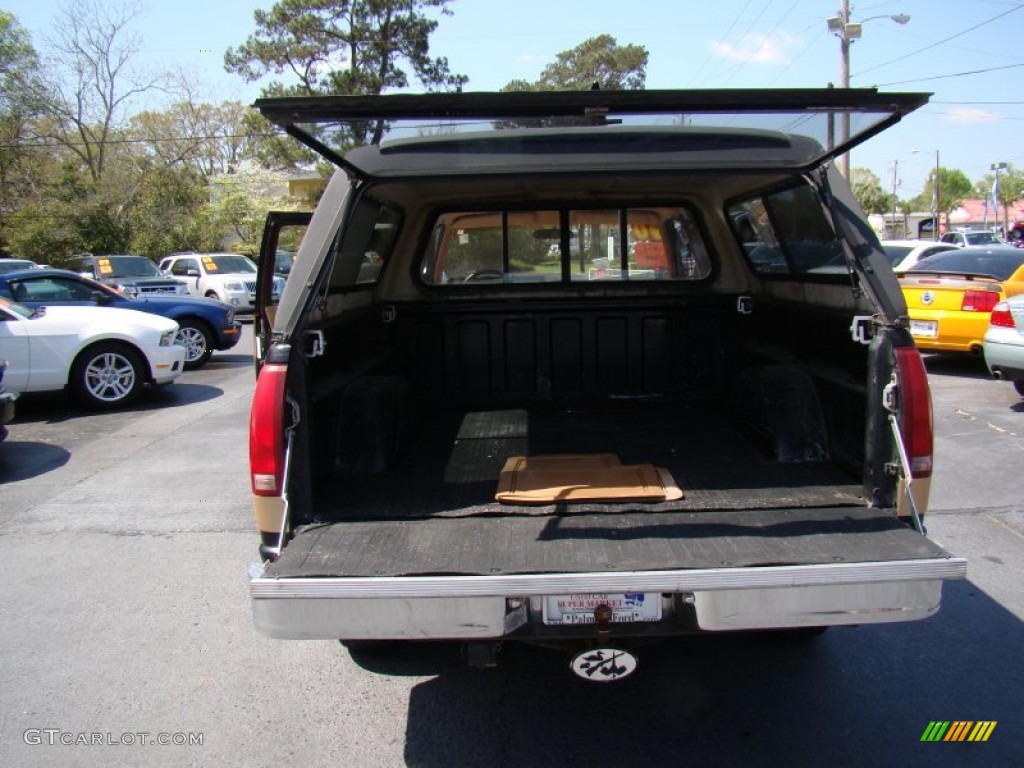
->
921, 721, 996, 742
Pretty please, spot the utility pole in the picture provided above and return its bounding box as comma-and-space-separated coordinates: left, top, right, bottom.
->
913, 149, 940, 240
992, 162, 1008, 234
891, 160, 900, 238
827, 5, 910, 179
837, 0, 851, 180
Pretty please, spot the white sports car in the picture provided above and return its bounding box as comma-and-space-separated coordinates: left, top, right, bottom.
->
0, 297, 186, 408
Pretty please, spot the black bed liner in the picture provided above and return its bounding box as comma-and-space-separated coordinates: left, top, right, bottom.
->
266, 506, 949, 579
266, 402, 951, 579
311, 404, 865, 521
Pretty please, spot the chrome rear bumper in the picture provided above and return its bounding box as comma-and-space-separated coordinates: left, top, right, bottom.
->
250, 557, 966, 640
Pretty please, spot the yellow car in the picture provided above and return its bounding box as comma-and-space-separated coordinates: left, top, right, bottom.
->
900, 246, 1024, 354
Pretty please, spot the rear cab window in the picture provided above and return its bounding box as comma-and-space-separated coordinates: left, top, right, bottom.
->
420, 206, 712, 286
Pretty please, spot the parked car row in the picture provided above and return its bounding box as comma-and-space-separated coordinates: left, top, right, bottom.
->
0, 252, 278, 421
5, 251, 285, 312
884, 240, 1024, 398
0, 269, 241, 370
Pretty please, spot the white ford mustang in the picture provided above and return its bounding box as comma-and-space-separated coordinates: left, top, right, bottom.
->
0, 297, 186, 408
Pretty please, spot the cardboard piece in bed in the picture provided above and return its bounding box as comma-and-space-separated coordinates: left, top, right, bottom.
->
495, 454, 684, 505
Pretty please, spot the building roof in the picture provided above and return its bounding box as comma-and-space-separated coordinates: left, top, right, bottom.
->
948, 198, 1024, 225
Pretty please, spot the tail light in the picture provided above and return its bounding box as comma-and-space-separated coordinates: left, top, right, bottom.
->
961, 290, 1000, 312
249, 362, 288, 496
895, 347, 933, 478
990, 301, 1016, 328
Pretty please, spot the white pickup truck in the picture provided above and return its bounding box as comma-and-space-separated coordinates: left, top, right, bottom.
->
245, 89, 965, 681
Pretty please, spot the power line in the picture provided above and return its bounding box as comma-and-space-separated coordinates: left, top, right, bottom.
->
0, 132, 266, 150
713, 0, 779, 88
853, 3, 1024, 78
767, 20, 828, 86
933, 100, 1024, 105
688, 0, 756, 86
873, 61, 1024, 87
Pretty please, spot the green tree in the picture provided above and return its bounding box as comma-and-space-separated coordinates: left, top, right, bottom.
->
850, 168, 890, 215
977, 165, 1024, 229
125, 164, 216, 257
504, 34, 648, 92
4, 161, 131, 260
0, 10, 43, 122
0, 11, 47, 249
128, 99, 252, 177
205, 165, 309, 255
225, 0, 467, 160
920, 167, 971, 232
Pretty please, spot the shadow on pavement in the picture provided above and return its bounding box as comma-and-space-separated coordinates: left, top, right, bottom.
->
0, 440, 70, 482
9, 382, 225, 424
352, 580, 1023, 767
207, 352, 254, 368
923, 353, 991, 380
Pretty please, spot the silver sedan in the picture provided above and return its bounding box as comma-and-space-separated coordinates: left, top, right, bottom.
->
983, 293, 1024, 396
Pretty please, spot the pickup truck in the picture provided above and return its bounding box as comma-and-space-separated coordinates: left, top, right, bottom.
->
246, 89, 966, 681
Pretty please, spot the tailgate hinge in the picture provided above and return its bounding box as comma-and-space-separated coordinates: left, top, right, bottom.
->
304, 329, 325, 358
850, 315, 874, 345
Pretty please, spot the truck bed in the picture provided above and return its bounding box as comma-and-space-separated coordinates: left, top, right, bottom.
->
268, 404, 947, 579
310, 402, 864, 521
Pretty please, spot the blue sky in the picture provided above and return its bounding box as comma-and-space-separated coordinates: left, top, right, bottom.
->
6, 0, 1024, 200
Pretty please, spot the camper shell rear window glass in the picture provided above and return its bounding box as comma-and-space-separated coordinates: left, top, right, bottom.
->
327, 198, 402, 289
728, 183, 846, 278
420, 206, 712, 285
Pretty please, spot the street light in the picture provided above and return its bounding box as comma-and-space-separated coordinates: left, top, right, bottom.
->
828, 2, 910, 178
913, 149, 940, 241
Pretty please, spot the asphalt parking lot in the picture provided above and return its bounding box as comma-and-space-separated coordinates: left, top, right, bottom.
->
0, 328, 1021, 767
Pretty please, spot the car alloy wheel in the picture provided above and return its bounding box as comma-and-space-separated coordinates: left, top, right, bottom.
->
176, 320, 213, 369
72, 343, 144, 408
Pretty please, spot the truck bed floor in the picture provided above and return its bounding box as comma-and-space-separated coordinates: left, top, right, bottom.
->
268, 405, 948, 579
313, 404, 864, 520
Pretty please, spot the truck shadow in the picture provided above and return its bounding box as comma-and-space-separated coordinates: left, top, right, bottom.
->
377, 580, 1022, 767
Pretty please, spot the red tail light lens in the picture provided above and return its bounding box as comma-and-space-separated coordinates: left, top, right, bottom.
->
895, 347, 933, 478
961, 290, 1000, 312
989, 301, 1016, 328
249, 362, 288, 496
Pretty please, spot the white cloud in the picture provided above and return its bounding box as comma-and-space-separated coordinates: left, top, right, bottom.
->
709, 32, 804, 65
945, 107, 1002, 123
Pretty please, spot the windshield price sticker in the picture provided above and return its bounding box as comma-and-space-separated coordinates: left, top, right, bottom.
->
543, 593, 661, 625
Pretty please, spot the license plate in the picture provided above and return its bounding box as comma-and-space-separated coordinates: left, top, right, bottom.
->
542, 593, 662, 625
910, 320, 937, 338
